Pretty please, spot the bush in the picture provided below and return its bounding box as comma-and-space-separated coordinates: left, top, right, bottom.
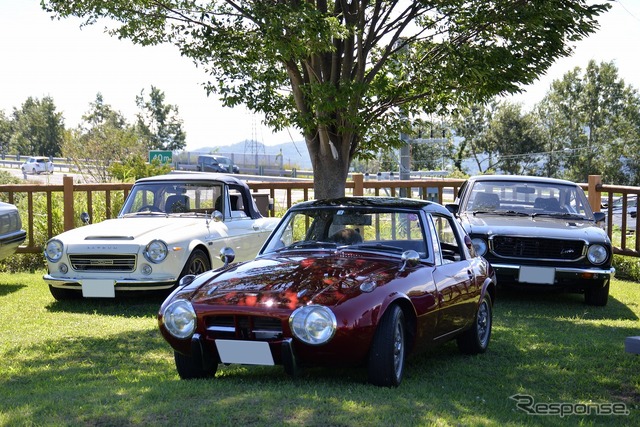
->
613, 254, 640, 282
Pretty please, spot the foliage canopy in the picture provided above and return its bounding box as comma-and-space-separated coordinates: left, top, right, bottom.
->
43, 0, 610, 197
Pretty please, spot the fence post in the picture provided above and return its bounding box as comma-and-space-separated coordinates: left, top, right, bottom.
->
587, 175, 602, 213
353, 173, 364, 196
63, 175, 75, 231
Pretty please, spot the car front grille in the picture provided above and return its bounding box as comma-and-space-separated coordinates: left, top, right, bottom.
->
205, 315, 283, 341
69, 254, 137, 272
491, 236, 585, 261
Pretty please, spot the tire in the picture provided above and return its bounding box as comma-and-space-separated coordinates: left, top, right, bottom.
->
174, 350, 217, 379
180, 249, 211, 279
457, 293, 492, 355
584, 282, 609, 306
48, 285, 80, 301
367, 305, 406, 387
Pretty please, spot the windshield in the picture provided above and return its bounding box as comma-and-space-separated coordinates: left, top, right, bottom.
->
261, 206, 428, 257
119, 181, 223, 216
463, 180, 594, 219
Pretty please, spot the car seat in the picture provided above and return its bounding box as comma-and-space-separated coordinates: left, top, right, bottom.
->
328, 228, 364, 245
165, 195, 190, 213
472, 192, 500, 211
534, 197, 560, 211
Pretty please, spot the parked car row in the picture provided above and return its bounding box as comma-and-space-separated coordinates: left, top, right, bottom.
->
35, 172, 617, 387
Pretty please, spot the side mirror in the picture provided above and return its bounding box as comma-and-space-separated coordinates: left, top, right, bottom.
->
80, 212, 91, 225
399, 250, 420, 272
445, 204, 459, 215
593, 212, 606, 223
219, 247, 236, 267
212, 211, 224, 222
178, 274, 196, 287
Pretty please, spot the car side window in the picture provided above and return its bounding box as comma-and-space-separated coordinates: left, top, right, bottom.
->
562, 188, 590, 216
129, 189, 156, 211
430, 214, 462, 263
284, 212, 312, 245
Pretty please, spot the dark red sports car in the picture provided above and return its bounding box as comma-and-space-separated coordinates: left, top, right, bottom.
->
158, 197, 496, 387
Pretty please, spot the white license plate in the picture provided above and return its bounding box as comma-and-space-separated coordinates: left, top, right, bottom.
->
215, 340, 275, 365
518, 266, 555, 285
81, 279, 116, 298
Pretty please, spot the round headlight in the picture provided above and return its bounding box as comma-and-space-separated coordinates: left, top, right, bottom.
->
162, 300, 196, 339
289, 305, 337, 345
45, 239, 64, 262
587, 244, 608, 265
144, 240, 168, 263
471, 238, 488, 257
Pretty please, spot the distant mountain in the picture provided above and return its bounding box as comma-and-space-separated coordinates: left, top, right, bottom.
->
192, 139, 312, 170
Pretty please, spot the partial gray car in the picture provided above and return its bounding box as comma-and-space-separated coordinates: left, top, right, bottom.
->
0, 202, 27, 260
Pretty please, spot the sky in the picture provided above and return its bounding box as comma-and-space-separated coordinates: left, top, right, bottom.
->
1, 1, 639, 152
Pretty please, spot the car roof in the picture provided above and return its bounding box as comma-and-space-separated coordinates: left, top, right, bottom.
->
467, 174, 579, 187
134, 172, 246, 186
289, 197, 451, 215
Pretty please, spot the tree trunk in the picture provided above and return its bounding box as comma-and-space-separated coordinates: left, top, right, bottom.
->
306, 133, 351, 199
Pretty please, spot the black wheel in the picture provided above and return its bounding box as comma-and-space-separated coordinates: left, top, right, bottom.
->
48, 285, 80, 301
181, 249, 211, 278
174, 351, 217, 379
367, 305, 406, 387
457, 293, 492, 355
584, 281, 609, 306
137, 205, 162, 213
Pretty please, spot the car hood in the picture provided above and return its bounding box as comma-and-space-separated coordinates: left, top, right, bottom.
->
460, 213, 608, 241
53, 216, 210, 247
186, 252, 402, 310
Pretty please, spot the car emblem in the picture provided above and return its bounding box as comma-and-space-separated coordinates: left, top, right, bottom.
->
90, 260, 114, 265
560, 248, 575, 256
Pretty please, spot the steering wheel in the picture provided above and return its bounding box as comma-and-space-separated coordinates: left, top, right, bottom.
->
138, 205, 162, 213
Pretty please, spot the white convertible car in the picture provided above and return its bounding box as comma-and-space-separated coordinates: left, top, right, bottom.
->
43, 173, 279, 300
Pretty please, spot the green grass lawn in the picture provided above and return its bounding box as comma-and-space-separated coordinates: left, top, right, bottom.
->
1, 272, 638, 426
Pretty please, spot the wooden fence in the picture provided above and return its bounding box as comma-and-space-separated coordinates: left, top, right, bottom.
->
2, 174, 638, 258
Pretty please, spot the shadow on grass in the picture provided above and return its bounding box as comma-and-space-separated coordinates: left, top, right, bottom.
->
497, 285, 638, 321
0, 283, 26, 297
45, 293, 166, 317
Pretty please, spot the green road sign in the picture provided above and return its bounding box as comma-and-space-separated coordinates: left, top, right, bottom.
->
149, 150, 172, 164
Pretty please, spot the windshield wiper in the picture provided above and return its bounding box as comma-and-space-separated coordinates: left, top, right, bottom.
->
471, 210, 528, 216
121, 211, 166, 217
532, 212, 587, 220
349, 243, 404, 253
289, 241, 338, 249
494, 210, 530, 216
